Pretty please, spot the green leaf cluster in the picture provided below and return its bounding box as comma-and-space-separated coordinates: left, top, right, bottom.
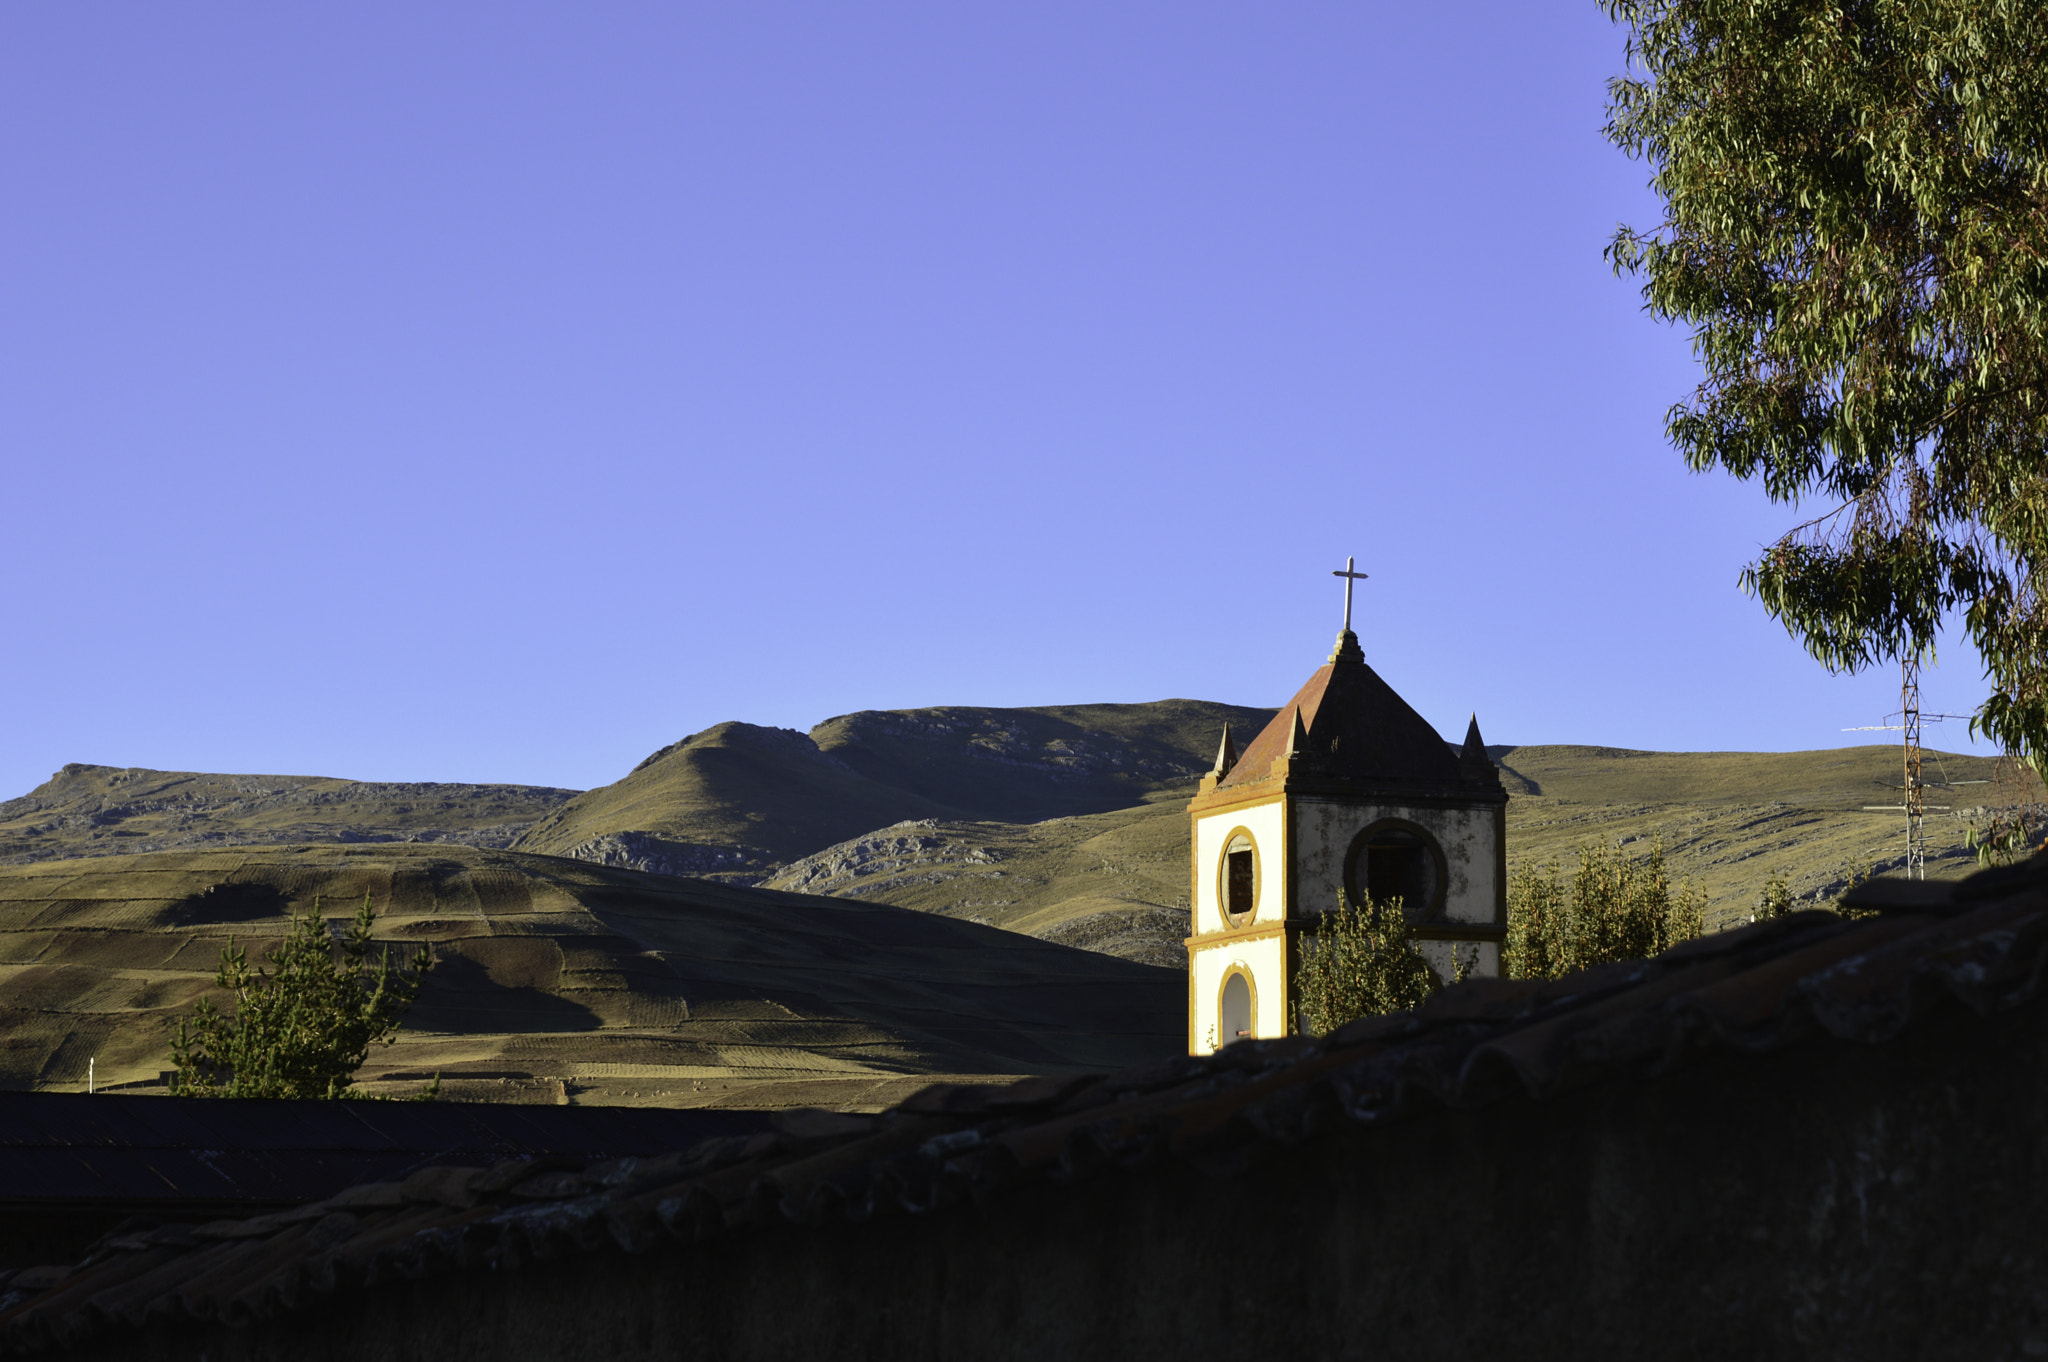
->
1604, 0, 2048, 769
169, 894, 435, 1100
1294, 894, 1467, 1037
1968, 814, 2036, 865
1505, 841, 1706, 980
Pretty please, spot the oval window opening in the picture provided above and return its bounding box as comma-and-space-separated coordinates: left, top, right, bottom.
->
1220, 972, 1252, 1045
1223, 833, 1256, 923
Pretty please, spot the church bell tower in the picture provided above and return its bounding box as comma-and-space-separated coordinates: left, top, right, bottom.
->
1185, 559, 1507, 1054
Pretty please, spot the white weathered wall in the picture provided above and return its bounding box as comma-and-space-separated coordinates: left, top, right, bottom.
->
1191, 800, 1285, 935
1290, 798, 1499, 926
1188, 932, 1289, 1055
1179, 929, 1286, 1056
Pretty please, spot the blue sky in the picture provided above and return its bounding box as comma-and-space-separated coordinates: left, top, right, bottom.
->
0, 3, 2002, 797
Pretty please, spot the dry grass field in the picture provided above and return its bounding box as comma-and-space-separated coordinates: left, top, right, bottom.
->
752, 742, 2029, 957
3, 692, 2034, 1110
0, 844, 1182, 1109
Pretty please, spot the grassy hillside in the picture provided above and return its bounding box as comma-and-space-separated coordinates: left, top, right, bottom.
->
513, 700, 1276, 866
1493, 743, 1999, 810
4, 713, 2030, 984
756, 743, 2031, 955
0, 844, 1183, 1108
759, 795, 1194, 967
0, 764, 577, 867
1496, 743, 2020, 928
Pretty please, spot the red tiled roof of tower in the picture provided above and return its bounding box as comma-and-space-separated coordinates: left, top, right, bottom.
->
1218, 630, 1487, 793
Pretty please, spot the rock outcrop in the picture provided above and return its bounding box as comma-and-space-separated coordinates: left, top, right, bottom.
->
562, 831, 779, 884
762, 821, 1003, 897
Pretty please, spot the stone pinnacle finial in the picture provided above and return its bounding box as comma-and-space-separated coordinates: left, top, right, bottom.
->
1210, 724, 1238, 779
1287, 707, 1310, 759
1459, 713, 1500, 786
1328, 629, 1365, 665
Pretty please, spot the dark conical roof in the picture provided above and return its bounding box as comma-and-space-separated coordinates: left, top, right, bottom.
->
1458, 713, 1502, 788
1218, 631, 1482, 793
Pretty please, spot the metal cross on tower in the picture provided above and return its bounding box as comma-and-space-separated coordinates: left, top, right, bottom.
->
1332, 556, 1369, 633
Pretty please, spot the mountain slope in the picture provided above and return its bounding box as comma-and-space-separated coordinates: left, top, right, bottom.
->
0, 844, 1183, 1108
0, 764, 577, 867
1490, 743, 1997, 809
513, 700, 1277, 868
5, 728, 2028, 973
752, 743, 2028, 950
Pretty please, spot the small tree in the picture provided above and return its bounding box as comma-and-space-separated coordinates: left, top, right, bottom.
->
1294, 894, 1468, 1037
1753, 871, 1795, 924
170, 894, 436, 1100
1506, 841, 1705, 981
1829, 857, 1880, 921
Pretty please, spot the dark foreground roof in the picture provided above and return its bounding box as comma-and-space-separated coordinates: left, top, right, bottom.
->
0, 1093, 770, 1272
3, 858, 2045, 1354
0, 1095, 769, 1209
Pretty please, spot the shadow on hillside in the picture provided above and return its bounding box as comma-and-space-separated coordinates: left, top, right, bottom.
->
160, 883, 290, 927
405, 952, 606, 1035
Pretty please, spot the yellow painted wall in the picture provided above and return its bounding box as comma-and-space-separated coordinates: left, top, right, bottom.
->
1189, 931, 1290, 1055
1191, 800, 1286, 936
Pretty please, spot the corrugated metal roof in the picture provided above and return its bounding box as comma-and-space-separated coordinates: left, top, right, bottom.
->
3, 858, 2044, 1354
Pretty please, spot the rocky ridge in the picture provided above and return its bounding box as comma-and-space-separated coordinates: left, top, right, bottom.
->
0, 764, 579, 867
761, 820, 1005, 898
562, 831, 780, 884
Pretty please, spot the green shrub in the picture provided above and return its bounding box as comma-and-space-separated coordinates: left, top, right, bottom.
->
1753, 871, 1794, 923
1294, 894, 1469, 1037
1505, 840, 1705, 981
1828, 857, 1880, 921
170, 894, 436, 1100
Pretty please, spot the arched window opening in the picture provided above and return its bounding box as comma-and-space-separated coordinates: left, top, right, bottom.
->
1219, 971, 1253, 1045
1348, 821, 1445, 922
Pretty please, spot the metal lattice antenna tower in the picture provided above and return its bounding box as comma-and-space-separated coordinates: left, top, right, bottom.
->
1902, 657, 1925, 880
1844, 660, 1974, 880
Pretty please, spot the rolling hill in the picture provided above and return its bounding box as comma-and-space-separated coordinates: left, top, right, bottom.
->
3, 699, 2037, 1108
0, 844, 1183, 1108
510, 700, 1278, 868
738, 742, 2030, 955
0, 764, 576, 866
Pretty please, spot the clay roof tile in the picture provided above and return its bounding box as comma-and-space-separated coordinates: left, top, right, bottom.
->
1218, 645, 1468, 791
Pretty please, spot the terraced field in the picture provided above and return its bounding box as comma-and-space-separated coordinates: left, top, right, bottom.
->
0, 844, 1182, 1108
